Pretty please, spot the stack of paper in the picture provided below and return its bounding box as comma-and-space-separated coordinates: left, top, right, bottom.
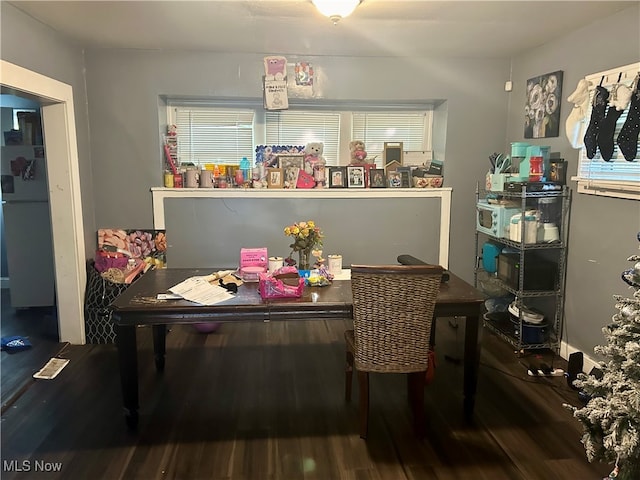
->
169, 275, 235, 306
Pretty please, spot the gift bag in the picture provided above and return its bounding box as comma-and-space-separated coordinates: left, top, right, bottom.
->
258, 266, 304, 299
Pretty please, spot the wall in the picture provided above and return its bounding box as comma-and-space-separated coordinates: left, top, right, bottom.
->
84, 51, 510, 280
0, 3, 94, 256
506, 4, 640, 357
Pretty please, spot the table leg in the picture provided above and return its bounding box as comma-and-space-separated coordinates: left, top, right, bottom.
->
463, 315, 482, 419
115, 324, 139, 429
152, 325, 167, 372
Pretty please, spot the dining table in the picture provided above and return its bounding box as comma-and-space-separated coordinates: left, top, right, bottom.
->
110, 267, 485, 428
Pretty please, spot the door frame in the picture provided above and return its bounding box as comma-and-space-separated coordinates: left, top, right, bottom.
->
1, 60, 86, 344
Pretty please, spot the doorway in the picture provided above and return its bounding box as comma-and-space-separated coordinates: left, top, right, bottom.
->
0, 60, 86, 345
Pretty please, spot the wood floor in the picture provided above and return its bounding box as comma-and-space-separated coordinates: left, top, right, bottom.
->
0, 309, 612, 480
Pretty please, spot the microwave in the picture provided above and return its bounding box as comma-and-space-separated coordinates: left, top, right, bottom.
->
476, 202, 520, 238
497, 252, 557, 291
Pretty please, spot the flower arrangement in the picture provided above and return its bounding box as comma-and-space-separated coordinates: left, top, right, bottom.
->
284, 220, 323, 270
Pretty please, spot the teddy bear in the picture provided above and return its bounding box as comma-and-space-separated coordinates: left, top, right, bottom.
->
303, 142, 326, 187
349, 140, 367, 164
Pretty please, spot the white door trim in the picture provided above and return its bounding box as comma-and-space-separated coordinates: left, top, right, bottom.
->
1, 60, 86, 344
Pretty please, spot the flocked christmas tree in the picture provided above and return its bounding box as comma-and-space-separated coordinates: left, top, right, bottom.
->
565, 233, 640, 480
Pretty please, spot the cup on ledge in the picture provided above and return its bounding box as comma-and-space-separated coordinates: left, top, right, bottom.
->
200, 169, 214, 188
268, 256, 284, 273
185, 168, 199, 188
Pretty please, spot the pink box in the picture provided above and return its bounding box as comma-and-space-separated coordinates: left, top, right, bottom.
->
239, 248, 268, 282
240, 248, 268, 269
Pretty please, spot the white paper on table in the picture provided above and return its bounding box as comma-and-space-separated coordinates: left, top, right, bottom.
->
169, 276, 235, 306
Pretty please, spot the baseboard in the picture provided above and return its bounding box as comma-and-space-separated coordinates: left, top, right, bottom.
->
560, 340, 600, 375
0, 277, 9, 289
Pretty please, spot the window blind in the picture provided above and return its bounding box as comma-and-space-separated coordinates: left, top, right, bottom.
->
576, 62, 640, 198
352, 112, 430, 168
265, 110, 340, 164
173, 107, 255, 166
168, 101, 433, 169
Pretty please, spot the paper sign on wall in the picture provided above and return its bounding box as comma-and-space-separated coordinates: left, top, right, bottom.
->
263, 55, 289, 111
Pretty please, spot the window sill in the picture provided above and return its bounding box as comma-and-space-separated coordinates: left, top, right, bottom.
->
572, 177, 640, 201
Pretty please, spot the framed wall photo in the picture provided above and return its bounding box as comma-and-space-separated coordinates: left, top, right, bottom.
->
524, 70, 563, 138
267, 168, 283, 188
278, 154, 304, 189
347, 166, 365, 188
387, 171, 402, 188
328, 166, 346, 188
370, 168, 386, 188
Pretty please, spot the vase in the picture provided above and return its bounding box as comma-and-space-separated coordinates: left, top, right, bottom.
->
298, 248, 312, 270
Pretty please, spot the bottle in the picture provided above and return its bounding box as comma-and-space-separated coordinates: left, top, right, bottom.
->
240, 157, 251, 183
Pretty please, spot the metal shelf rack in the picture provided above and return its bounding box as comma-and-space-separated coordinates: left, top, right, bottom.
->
474, 183, 571, 353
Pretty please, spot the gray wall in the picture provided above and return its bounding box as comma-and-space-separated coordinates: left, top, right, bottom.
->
506, 4, 640, 356
83, 51, 509, 280
0, 3, 95, 257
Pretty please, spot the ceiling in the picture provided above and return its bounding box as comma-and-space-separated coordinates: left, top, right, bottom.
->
7, 1, 636, 58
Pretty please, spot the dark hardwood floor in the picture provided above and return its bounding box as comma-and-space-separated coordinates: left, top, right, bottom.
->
0, 310, 612, 479
1, 288, 64, 413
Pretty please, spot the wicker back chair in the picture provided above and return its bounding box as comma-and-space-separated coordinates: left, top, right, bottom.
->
345, 264, 443, 438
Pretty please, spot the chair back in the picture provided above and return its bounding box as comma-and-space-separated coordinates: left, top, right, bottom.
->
350, 264, 443, 374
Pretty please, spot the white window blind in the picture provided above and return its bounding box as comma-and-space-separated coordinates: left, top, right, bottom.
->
168, 101, 433, 169
265, 110, 340, 164
576, 62, 640, 200
353, 112, 430, 168
173, 107, 255, 166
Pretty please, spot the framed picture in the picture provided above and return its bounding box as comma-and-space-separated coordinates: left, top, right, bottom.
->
347, 166, 365, 188
387, 171, 402, 188
278, 154, 304, 189
328, 166, 346, 188
397, 167, 412, 188
524, 70, 563, 138
369, 168, 386, 188
267, 168, 283, 188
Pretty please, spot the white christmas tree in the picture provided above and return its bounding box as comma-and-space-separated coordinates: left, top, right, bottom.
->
565, 240, 640, 480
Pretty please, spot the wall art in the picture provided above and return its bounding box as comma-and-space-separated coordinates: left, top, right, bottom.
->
524, 70, 563, 139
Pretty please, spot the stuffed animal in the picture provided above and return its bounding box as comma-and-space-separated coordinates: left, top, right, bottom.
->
303, 142, 326, 187
349, 140, 367, 164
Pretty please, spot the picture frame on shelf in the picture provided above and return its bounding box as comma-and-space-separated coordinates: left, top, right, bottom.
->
397, 167, 412, 188
328, 166, 346, 188
267, 168, 283, 188
387, 171, 402, 188
369, 169, 386, 188
347, 166, 366, 188
278, 154, 304, 189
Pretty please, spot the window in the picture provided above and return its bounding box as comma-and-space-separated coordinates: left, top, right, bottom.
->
353, 112, 431, 167
265, 110, 341, 163
168, 101, 433, 168
172, 106, 255, 166
575, 62, 640, 200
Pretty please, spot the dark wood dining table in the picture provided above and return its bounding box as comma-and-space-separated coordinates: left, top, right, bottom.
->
110, 268, 485, 428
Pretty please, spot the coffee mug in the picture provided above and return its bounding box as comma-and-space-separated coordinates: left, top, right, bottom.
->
200, 169, 214, 188
185, 168, 199, 188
